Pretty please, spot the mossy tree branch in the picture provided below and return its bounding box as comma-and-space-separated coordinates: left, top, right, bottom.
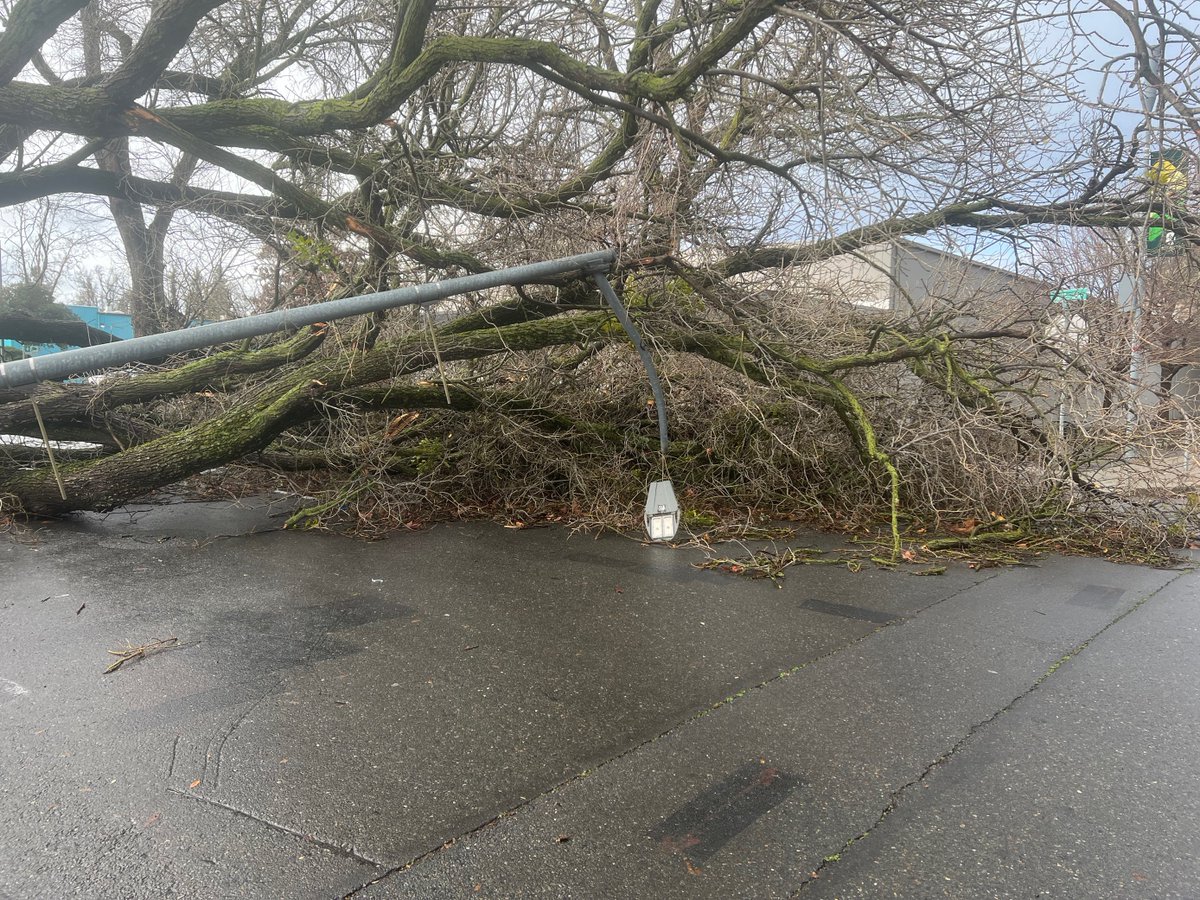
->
0, 310, 615, 514
0, 326, 328, 436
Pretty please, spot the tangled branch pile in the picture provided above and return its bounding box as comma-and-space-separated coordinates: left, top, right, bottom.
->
4, 258, 1195, 560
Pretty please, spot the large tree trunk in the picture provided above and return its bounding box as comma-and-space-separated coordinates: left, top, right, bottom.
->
82, 2, 186, 336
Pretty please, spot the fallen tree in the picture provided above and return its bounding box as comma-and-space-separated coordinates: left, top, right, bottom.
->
1, 0, 1197, 555
2, 268, 1178, 559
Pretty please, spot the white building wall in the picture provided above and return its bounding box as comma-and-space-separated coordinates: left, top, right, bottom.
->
794, 244, 896, 310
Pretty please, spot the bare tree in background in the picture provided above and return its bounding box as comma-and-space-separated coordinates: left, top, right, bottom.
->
0, 0, 1197, 555
0, 195, 85, 289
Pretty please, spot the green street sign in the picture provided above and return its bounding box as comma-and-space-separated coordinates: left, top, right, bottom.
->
1148, 217, 1165, 250
1146, 211, 1179, 255
1051, 288, 1089, 304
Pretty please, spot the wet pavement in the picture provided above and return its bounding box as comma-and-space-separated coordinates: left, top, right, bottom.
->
1, 497, 1197, 899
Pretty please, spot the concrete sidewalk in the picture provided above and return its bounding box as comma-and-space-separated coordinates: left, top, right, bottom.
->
1, 498, 1196, 898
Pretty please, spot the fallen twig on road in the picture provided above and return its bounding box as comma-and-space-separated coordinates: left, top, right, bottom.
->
695, 547, 864, 586
104, 637, 179, 674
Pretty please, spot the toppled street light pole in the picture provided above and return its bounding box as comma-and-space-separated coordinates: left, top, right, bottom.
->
0, 250, 615, 390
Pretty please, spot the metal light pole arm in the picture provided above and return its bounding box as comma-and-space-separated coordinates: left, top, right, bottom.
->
591, 272, 670, 456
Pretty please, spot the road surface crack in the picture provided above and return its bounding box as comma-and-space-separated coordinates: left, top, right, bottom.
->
201, 676, 281, 789
167, 788, 387, 869
792, 569, 1187, 894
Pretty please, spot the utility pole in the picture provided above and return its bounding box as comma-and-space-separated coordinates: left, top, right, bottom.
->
1128, 28, 1170, 435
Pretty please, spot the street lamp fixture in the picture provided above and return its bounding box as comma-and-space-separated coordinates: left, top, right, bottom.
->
644, 480, 680, 542
590, 269, 680, 543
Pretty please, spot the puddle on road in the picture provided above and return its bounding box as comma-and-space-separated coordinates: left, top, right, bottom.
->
1067, 584, 1126, 609
201, 594, 418, 676
651, 760, 804, 865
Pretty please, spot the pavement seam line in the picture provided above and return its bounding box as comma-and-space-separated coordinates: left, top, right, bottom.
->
342, 569, 1004, 897
202, 675, 282, 789
165, 735, 180, 778
791, 568, 1189, 895
166, 787, 389, 869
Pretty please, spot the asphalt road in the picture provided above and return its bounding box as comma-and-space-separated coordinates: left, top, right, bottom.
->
1, 497, 1196, 899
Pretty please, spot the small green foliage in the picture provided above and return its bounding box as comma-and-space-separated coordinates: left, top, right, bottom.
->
414, 438, 444, 475
666, 276, 694, 296
285, 229, 340, 272
619, 273, 704, 313
600, 317, 628, 339
683, 509, 719, 529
